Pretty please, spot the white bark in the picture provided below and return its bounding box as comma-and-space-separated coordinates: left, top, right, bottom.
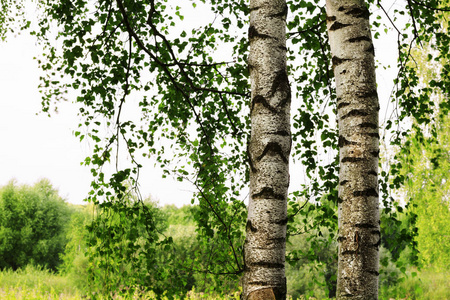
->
243, 0, 291, 299
326, 0, 380, 299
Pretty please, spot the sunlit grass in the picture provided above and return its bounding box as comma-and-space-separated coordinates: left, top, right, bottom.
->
0, 265, 81, 299
1, 264, 449, 299
379, 268, 450, 300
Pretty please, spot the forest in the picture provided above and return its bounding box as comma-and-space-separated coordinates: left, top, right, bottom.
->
0, 0, 450, 299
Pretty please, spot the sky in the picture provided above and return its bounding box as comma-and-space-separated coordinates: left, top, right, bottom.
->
0, 4, 400, 207
0, 34, 196, 206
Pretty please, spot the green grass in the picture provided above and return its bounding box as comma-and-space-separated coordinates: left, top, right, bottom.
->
0, 265, 81, 299
1, 265, 449, 299
379, 268, 450, 300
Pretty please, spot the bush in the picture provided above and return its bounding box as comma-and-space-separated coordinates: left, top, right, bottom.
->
0, 179, 72, 271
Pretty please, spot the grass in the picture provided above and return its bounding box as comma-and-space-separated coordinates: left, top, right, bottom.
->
0, 265, 449, 299
379, 268, 450, 300
0, 265, 81, 299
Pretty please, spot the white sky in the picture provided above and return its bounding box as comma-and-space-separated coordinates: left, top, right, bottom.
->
0, 35, 196, 206
0, 4, 400, 207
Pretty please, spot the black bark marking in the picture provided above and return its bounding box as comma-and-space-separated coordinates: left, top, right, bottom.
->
366, 44, 375, 55
270, 130, 290, 136
270, 5, 288, 18
341, 109, 369, 119
372, 238, 381, 248
366, 270, 380, 276
338, 7, 346, 11
348, 36, 372, 43
337, 236, 347, 242
338, 136, 358, 147
327, 15, 336, 22
278, 45, 288, 51
248, 25, 272, 40
360, 122, 378, 129
340, 180, 349, 186
270, 70, 290, 99
329, 21, 351, 31
332, 56, 350, 67
342, 250, 357, 255
370, 150, 380, 157
246, 220, 258, 232
368, 170, 377, 176
247, 145, 257, 173
274, 217, 288, 225
346, 7, 370, 19
252, 187, 285, 200
363, 132, 380, 138
357, 89, 378, 98
353, 188, 378, 197
251, 95, 277, 112
337, 102, 350, 110
338, 197, 344, 204
248, 280, 277, 286
270, 237, 286, 244
257, 142, 288, 163
354, 223, 377, 229
340, 69, 347, 74
341, 157, 365, 163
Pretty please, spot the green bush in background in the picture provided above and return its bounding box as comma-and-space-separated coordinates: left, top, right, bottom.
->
0, 179, 73, 271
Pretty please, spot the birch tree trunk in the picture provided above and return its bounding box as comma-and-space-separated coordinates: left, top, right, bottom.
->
243, 0, 290, 299
326, 1, 380, 299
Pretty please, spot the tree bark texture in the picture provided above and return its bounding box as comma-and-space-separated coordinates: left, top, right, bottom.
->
243, 0, 291, 299
326, 1, 380, 299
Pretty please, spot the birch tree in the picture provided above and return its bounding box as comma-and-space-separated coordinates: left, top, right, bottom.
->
326, 1, 380, 298
243, 0, 290, 299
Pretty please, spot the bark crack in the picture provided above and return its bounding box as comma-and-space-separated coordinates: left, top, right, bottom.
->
345, 7, 370, 19
353, 188, 378, 197
348, 36, 371, 43
341, 109, 369, 119
248, 262, 284, 269
337, 101, 351, 110
368, 170, 377, 176
252, 95, 278, 113
356, 89, 378, 98
246, 220, 258, 233
274, 217, 288, 225
269, 130, 290, 136
363, 132, 380, 138
248, 25, 273, 40
354, 223, 377, 229
269, 70, 290, 99
252, 187, 284, 200
332, 56, 350, 67
329, 21, 351, 31
366, 270, 380, 276
340, 179, 349, 186
370, 150, 380, 157
341, 157, 365, 163
359, 122, 378, 129
269, 5, 288, 18
366, 44, 375, 55
257, 142, 288, 163
338, 136, 359, 147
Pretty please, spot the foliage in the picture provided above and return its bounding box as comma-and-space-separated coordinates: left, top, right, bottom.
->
399, 114, 450, 271
0, 179, 73, 271
84, 195, 172, 297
